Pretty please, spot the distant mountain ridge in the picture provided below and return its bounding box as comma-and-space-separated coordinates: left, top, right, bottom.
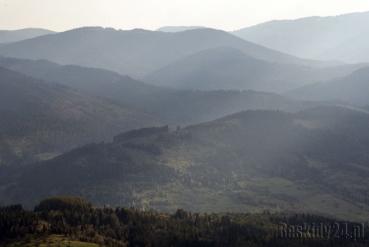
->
0, 28, 54, 44
0, 56, 316, 126
145, 46, 365, 92
0, 27, 321, 77
288, 66, 369, 106
157, 26, 206, 32
234, 11, 369, 62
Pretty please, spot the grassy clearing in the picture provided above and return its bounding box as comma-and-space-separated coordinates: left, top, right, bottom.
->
6, 235, 99, 247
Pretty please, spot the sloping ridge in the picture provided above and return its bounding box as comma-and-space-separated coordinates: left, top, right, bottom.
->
289, 67, 369, 106
0, 27, 319, 77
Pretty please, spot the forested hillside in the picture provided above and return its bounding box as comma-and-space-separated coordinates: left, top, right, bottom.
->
0, 67, 158, 167
3, 107, 369, 221
1, 197, 368, 247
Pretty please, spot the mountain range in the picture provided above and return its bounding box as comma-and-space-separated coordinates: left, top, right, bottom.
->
0, 56, 319, 169
0, 27, 320, 78
0, 27, 365, 95
0, 56, 314, 124
1, 11, 369, 226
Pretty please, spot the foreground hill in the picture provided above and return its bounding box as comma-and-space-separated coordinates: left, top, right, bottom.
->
3, 107, 369, 221
0, 27, 318, 77
234, 11, 369, 63
0, 56, 313, 125
145, 47, 363, 92
0, 28, 54, 44
1, 197, 368, 247
0, 67, 158, 167
289, 67, 369, 106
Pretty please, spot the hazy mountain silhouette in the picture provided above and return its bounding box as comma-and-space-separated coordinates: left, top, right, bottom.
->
145, 47, 365, 92
0, 56, 163, 105
0, 27, 320, 77
0, 67, 159, 167
0, 28, 54, 44
157, 26, 206, 32
234, 11, 369, 62
289, 67, 369, 106
4, 106, 369, 221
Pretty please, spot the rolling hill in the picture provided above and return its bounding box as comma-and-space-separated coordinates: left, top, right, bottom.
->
0, 56, 315, 125
145, 47, 364, 92
4, 106, 369, 221
288, 67, 369, 106
0, 67, 158, 167
0, 27, 319, 77
234, 11, 369, 62
0, 56, 163, 107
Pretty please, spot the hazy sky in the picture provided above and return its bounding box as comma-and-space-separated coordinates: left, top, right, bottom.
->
1, 0, 369, 31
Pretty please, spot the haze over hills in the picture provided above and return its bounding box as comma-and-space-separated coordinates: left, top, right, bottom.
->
0, 28, 54, 44
234, 11, 369, 62
0, 56, 315, 125
0, 27, 320, 78
3, 106, 369, 221
3, 3, 369, 245
0, 67, 159, 167
289, 67, 369, 106
321, 30, 369, 63
0, 56, 163, 106
1, 10, 369, 242
145, 47, 365, 92
0, 56, 323, 171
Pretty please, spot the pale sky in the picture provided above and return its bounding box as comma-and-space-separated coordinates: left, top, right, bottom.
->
1, 0, 369, 31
